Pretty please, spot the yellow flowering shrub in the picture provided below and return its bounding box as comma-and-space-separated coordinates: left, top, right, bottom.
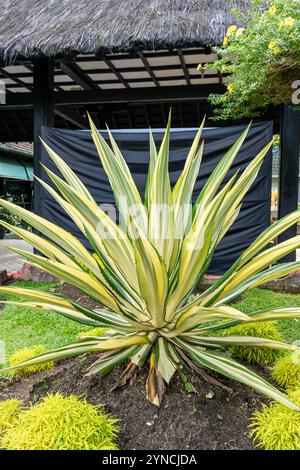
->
209, 0, 300, 119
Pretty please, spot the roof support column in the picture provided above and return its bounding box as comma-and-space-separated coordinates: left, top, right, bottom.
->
33, 57, 54, 216
0, 177, 4, 197
278, 104, 300, 261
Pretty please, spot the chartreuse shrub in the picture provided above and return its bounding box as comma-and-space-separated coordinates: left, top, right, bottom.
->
272, 351, 300, 390
77, 327, 108, 339
249, 388, 300, 450
0, 399, 22, 435
1, 115, 300, 408
8, 345, 54, 376
221, 322, 284, 364
0, 393, 119, 450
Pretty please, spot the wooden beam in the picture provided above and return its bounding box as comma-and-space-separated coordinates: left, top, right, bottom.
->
0, 67, 32, 91
278, 104, 300, 261
0, 112, 14, 138
54, 84, 224, 106
6, 74, 222, 88
54, 107, 88, 129
178, 103, 184, 127
111, 112, 117, 128
178, 49, 191, 86
9, 62, 225, 79
143, 104, 150, 126
0, 84, 225, 109
14, 110, 27, 135
161, 103, 167, 126
21, 65, 63, 92
33, 57, 54, 216
94, 49, 207, 61
127, 106, 133, 127
103, 57, 130, 88
0, 177, 4, 197
136, 51, 160, 87
0, 93, 32, 109
60, 62, 99, 90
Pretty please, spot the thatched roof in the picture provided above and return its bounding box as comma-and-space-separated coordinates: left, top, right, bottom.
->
0, 0, 249, 60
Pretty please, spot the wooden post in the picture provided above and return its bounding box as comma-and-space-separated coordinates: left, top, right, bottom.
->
278, 104, 300, 261
0, 177, 4, 196
33, 57, 54, 216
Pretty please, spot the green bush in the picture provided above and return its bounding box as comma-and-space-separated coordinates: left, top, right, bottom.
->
249, 388, 300, 450
0, 393, 119, 450
8, 345, 54, 376
272, 352, 300, 390
221, 322, 284, 364
0, 399, 22, 435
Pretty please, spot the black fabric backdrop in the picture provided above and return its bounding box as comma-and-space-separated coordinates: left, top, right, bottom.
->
40, 122, 273, 275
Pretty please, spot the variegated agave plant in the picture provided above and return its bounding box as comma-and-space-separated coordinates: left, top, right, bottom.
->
1, 114, 300, 410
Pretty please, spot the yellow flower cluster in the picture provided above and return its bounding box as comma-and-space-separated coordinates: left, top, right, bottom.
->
197, 63, 207, 74
227, 84, 234, 94
236, 28, 245, 37
226, 25, 237, 36
223, 25, 245, 46
268, 40, 281, 55
279, 17, 295, 28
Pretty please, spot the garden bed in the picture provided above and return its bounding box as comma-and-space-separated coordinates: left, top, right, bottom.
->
0, 354, 268, 450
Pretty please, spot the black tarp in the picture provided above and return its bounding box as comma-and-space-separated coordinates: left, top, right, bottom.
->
40, 121, 273, 274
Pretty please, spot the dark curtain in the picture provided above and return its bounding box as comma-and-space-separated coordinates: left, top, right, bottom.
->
40, 121, 273, 274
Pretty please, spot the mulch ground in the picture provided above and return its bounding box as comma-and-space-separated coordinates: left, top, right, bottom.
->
0, 356, 268, 450
0, 283, 271, 450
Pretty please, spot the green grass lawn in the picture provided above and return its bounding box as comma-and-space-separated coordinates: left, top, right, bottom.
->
0, 282, 300, 364
0, 281, 91, 360
234, 288, 300, 344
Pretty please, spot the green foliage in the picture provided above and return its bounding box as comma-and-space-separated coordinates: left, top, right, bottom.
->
249, 388, 300, 450
221, 322, 284, 364
0, 399, 22, 434
0, 393, 119, 450
0, 281, 92, 357
8, 345, 54, 376
0, 198, 30, 231
272, 352, 300, 389
0, 204, 18, 230
209, 0, 300, 120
